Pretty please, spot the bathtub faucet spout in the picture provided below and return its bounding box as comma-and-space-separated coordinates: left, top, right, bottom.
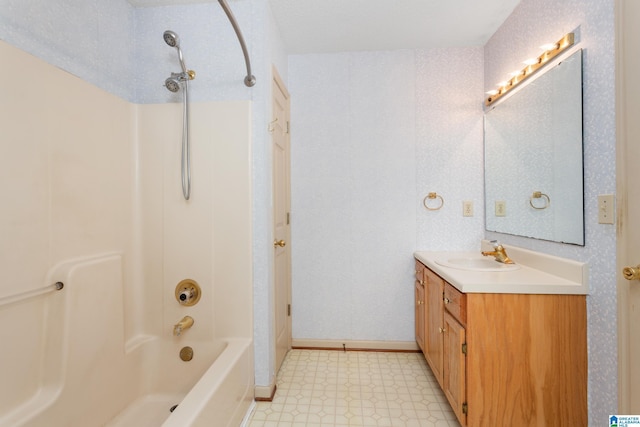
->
173, 316, 194, 336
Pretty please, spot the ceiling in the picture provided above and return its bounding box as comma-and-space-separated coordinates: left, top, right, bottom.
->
127, 0, 522, 54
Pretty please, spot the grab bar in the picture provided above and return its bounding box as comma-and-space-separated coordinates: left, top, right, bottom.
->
217, 0, 256, 87
0, 281, 64, 307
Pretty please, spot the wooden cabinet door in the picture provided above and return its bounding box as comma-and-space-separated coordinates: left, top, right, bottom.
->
424, 269, 444, 387
415, 280, 425, 353
415, 261, 426, 353
444, 311, 467, 426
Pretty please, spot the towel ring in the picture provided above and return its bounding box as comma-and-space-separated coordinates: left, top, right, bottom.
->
530, 191, 550, 210
423, 192, 444, 211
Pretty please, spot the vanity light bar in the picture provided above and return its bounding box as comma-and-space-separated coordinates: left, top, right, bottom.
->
485, 32, 574, 107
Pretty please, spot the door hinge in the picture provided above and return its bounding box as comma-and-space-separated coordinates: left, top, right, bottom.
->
287, 212, 290, 225
286, 121, 290, 134
287, 304, 291, 316
462, 343, 467, 355
462, 403, 468, 415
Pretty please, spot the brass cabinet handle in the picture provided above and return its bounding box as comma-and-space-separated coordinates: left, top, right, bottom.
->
439, 327, 446, 334
274, 240, 286, 248
444, 297, 451, 304
623, 265, 640, 281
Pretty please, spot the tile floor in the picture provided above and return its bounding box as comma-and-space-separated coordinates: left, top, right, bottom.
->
247, 349, 461, 427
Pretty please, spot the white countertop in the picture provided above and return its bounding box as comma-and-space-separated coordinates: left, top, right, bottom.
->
414, 246, 589, 295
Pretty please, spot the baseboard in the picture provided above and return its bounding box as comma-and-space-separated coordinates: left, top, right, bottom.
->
254, 383, 277, 401
291, 339, 419, 352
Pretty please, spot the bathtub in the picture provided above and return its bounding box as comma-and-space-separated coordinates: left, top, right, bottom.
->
0, 253, 254, 427
108, 338, 254, 427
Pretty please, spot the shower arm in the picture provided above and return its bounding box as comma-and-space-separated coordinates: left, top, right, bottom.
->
217, 0, 256, 87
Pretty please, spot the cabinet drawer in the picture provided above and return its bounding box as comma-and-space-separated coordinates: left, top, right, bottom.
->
444, 283, 466, 326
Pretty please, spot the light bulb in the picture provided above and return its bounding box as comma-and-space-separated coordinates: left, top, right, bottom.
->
540, 42, 558, 51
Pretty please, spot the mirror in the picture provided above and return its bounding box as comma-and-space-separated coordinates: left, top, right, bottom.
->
484, 49, 584, 245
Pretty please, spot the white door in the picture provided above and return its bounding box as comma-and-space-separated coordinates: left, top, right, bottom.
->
272, 68, 291, 372
616, 0, 640, 413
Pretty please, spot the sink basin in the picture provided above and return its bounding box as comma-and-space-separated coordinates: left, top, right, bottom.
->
434, 257, 520, 272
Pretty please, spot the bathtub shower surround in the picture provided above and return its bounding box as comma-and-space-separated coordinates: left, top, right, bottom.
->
0, 41, 253, 426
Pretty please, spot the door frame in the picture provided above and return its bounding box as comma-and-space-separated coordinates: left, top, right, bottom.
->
616, 0, 635, 413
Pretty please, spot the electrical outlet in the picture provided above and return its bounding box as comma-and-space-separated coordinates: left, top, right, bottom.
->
495, 200, 506, 217
598, 194, 615, 224
463, 201, 474, 217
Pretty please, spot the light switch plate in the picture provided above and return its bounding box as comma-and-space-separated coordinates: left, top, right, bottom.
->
598, 194, 615, 224
495, 200, 506, 217
463, 201, 474, 217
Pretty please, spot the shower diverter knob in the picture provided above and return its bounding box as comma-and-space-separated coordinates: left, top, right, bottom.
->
175, 279, 201, 306
179, 289, 193, 302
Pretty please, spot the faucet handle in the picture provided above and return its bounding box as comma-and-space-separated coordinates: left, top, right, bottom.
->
491, 240, 507, 250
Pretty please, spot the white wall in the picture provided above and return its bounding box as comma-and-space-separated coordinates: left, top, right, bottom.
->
484, 0, 617, 422
288, 48, 484, 343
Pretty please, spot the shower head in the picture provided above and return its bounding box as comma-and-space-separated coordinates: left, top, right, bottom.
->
163, 30, 188, 73
165, 77, 181, 93
163, 30, 180, 48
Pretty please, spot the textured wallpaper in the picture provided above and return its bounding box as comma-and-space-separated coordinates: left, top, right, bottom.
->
0, 0, 261, 103
289, 51, 416, 342
289, 47, 484, 343
415, 48, 486, 252
484, 0, 617, 423
133, 1, 256, 104
0, 0, 136, 101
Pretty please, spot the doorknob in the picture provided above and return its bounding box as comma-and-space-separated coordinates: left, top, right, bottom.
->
623, 265, 640, 281
274, 240, 286, 248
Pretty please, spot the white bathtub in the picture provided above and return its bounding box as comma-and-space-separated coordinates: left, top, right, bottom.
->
0, 254, 254, 427
108, 338, 254, 427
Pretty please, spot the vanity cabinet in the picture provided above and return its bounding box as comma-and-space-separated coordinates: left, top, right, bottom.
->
414, 259, 587, 427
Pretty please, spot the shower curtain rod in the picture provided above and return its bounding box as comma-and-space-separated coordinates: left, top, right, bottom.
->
218, 0, 256, 87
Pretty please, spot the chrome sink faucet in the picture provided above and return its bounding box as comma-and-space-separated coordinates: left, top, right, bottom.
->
481, 241, 515, 264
